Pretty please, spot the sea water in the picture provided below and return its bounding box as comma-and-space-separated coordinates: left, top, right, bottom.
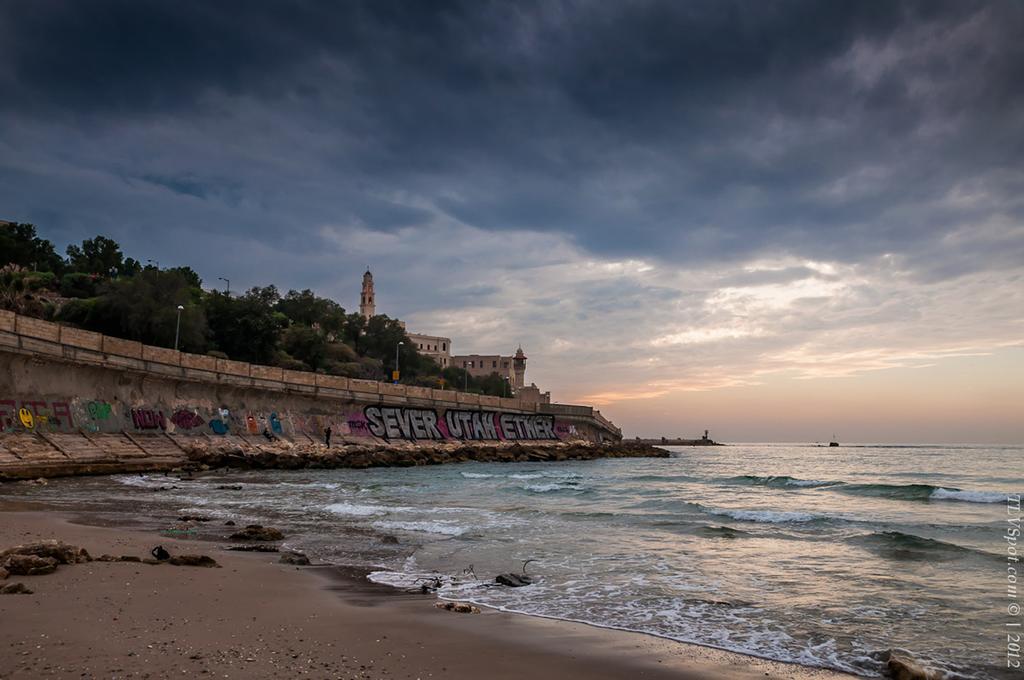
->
5, 443, 1021, 678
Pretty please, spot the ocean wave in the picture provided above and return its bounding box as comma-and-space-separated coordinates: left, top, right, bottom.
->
930, 488, 1005, 503
707, 507, 825, 524
371, 520, 467, 536
460, 472, 495, 479
325, 502, 410, 517
522, 482, 582, 493
721, 475, 838, 489
839, 483, 1009, 504
509, 473, 544, 479
698, 525, 752, 538
850, 531, 996, 561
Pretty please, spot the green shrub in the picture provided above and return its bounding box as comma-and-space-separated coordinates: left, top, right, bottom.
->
60, 272, 98, 298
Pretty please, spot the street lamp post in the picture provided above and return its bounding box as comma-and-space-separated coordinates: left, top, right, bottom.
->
503, 376, 510, 398
394, 341, 404, 384
147, 259, 160, 269
174, 305, 184, 351
218, 277, 230, 295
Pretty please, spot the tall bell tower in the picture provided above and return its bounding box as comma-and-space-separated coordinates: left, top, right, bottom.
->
512, 346, 527, 389
360, 269, 376, 319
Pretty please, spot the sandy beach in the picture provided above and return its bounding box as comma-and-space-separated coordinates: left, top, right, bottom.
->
0, 504, 855, 680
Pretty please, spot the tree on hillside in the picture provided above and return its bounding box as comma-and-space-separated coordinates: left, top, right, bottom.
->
58, 268, 207, 352
66, 235, 140, 277
205, 286, 287, 364
280, 325, 328, 371
0, 222, 65, 274
277, 289, 346, 336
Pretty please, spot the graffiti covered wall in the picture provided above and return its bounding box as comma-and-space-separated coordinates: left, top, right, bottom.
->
0, 352, 602, 443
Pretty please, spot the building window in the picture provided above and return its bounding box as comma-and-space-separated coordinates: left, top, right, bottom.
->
503, 361, 509, 368
442, 343, 446, 351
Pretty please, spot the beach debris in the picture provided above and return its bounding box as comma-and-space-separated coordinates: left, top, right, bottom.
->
875, 650, 943, 680
0, 540, 91, 565
434, 601, 480, 614
414, 575, 445, 594
1, 554, 58, 576
150, 546, 171, 561
229, 524, 284, 541
0, 582, 32, 594
119, 555, 142, 563
217, 484, 243, 491
22, 477, 48, 485
279, 551, 311, 565
177, 515, 212, 523
168, 554, 220, 568
226, 544, 279, 552
495, 573, 534, 587
521, 559, 536, 574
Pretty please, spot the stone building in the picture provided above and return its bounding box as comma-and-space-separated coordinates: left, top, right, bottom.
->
407, 332, 451, 368
357, 270, 529, 390
450, 346, 527, 390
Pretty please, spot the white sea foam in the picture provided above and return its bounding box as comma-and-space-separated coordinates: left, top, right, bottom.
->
930, 488, 1005, 503
710, 508, 821, 523
325, 502, 401, 517
523, 482, 580, 493
112, 474, 175, 488
460, 472, 495, 479
509, 473, 544, 479
372, 520, 467, 536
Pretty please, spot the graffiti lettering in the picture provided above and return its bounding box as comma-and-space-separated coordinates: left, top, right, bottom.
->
170, 409, 204, 430
269, 413, 283, 434
497, 413, 557, 440
245, 414, 259, 434
363, 407, 444, 441
87, 401, 113, 420
131, 408, 165, 430
0, 399, 74, 432
209, 419, 229, 435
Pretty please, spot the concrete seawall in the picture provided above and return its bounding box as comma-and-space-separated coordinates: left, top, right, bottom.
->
0, 311, 636, 479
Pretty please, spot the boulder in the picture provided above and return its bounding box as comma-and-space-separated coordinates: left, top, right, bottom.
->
0, 566, 7, 580
168, 555, 219, 568
229, 525, 284, 541
217, 484, 243, 491
224, 520, 236, 526
177, 515, 211, 523
279, 551, 310, 565
1, 554, 58, 576
886, 653, 943, 680
495, 573, 533, 587
380, 535, 399, 545
1, 582, 32, 594
226, 544, 279, 552
434, 601, 480, 614
0, 540, 91, 565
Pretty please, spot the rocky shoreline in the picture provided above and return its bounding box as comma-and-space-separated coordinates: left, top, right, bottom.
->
180, 439, 669, 472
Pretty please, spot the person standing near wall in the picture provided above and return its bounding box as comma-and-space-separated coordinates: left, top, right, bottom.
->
324, 425, 332, 448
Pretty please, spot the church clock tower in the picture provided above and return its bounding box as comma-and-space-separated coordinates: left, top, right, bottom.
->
360, 270, 376, 319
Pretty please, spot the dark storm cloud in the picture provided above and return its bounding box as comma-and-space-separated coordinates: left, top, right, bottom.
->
0, 0, 1022, 279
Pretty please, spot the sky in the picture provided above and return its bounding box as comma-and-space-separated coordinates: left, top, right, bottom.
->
1, 1, 1021, 443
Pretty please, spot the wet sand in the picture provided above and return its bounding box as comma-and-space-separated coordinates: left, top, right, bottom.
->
0, 507, 854, 679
